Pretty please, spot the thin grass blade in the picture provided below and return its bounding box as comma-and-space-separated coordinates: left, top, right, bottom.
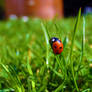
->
41, 22, 50, 65
69, 8, 81, 92
27, 57, 36, 92
0, 88, 14, 92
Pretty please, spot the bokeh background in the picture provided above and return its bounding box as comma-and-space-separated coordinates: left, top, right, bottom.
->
0, 0, 92, 19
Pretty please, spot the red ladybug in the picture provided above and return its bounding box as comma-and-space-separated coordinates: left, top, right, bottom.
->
49, 37, 63, 54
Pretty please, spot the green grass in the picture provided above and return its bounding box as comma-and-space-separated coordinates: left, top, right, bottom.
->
0, 12, 92, 92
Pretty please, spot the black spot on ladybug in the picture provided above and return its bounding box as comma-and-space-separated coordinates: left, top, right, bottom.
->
59, 47, 62, 49
54, 45, 57, 48
56, 52, 59, 54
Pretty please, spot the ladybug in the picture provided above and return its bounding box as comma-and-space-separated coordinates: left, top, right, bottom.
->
49, 37, 63, 54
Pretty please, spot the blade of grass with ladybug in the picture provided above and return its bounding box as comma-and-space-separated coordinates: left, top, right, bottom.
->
41, 8, 81, 92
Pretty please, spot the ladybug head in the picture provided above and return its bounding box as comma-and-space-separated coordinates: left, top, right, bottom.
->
49, 37, 59, 46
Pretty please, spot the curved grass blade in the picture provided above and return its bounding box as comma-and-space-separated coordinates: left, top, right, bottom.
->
82, 88, 91, 92
41, 22, 50, 65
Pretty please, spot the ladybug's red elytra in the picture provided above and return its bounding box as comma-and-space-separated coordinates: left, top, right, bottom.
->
49, 37, 63, 54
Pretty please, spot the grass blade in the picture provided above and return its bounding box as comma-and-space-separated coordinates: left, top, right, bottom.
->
27, 57, 36, 92
83, 16, 85, 54
70, 8, 81, 60
0, 88, 14, 92
77, 16, 85, 73
69, 8, 81, 92
0, 63, 25, 92
41, 22, 50, 65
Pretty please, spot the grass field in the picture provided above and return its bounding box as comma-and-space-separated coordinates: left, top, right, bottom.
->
0, 11, 92, 92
